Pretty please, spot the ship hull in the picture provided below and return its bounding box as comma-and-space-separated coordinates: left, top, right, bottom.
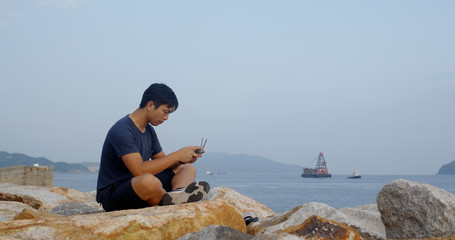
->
347, 175, 361, 179
301, 173, 332, 178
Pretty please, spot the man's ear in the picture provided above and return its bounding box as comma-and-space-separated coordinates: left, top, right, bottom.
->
146, 101, 155, 110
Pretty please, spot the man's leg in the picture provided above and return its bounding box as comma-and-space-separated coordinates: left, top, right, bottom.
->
171, 164, 196, 190
131, 174, 166, 206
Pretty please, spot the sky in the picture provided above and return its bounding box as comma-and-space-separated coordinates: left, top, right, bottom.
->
1, 0, 454, 175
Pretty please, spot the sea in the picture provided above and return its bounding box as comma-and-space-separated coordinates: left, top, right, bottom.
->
54, 173, 455, 214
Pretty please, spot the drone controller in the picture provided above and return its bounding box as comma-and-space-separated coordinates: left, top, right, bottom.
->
195, 138, 207, 154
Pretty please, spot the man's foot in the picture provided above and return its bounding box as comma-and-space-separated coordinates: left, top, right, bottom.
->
160, 181, 210, 206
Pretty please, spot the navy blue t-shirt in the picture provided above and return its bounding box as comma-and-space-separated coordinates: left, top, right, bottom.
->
96, 115, 162, 203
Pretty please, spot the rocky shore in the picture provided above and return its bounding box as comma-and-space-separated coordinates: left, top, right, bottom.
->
1, 179, 454, 240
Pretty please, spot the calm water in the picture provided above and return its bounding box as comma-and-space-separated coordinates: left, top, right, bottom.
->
54, 173, 455, 213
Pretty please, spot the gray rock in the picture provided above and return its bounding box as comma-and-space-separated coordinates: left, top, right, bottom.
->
251, 232, 302, 240
49, 202, 101, 216
177, 225, 253, 240
377, 179, 455, 239
339, 204, 386, 240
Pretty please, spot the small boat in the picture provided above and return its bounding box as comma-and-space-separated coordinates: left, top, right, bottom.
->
347, 171, 361, 179
205, 171, 214, 175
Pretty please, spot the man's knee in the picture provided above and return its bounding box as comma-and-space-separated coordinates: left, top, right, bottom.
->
174, 163, 196, 175
132, 173, 163, 193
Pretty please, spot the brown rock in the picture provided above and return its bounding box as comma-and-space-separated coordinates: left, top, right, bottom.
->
284, 215, 364, 240
48, 187, 88, 202
208, 187, 275, 219
13, 208, 57, 220
0, 192, 42, 209
0, 201, 35, 222
0, 200, 246, 240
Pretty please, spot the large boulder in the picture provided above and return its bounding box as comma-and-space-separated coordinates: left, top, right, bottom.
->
248, 202, 385, 240
207, 187, 275, 219
0, 200, 246, 240
377, 179, 455, 239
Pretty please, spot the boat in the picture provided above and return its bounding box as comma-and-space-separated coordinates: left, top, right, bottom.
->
205, 171, 214, 175
301, 152, 332, 178
347, 171, 361, 179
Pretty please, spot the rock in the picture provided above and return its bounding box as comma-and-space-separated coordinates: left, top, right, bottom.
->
339, 204, 386, 240
282, 215, 364, 240
0, 200, 246, 240
177, 225, 253, 240
0, 192, 42, 209
0, 201, 35, 222
0, 183, 68, 209
0, 183, 103, 212
247, 202, 344, 236
13, 208, 57, 220
251, 232, 302, 240
248, 202, 384, 240
377, 179, 455, 239
49, 202, 102, 216
208, 187, 275, 219
48, 186, 89, 202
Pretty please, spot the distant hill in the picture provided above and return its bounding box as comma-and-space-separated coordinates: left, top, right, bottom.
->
194, 152, 302, 175
0, 151, 90, 173
437, 160, 455, 175
0, 151, 302, 175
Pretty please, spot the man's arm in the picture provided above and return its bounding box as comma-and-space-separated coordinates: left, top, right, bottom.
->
122, 146, 203, 176
151, 151, 180, 170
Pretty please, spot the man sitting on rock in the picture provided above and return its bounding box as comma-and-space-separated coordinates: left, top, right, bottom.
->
96, 83, 210, 212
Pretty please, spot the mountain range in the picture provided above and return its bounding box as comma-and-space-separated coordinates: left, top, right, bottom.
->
0, 151, 302, 174
0, 151, 91, 173
194, 152, 302, 174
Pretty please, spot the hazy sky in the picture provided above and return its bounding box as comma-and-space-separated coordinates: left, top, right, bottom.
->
1, 0, 454, 174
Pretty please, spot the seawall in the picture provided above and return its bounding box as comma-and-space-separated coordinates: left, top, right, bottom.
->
0, 165, 53, 187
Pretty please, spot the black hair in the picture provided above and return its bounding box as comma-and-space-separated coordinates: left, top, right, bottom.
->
139, 83, 179, 111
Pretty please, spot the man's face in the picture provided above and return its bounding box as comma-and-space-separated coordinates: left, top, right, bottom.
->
147, 103, 173, 126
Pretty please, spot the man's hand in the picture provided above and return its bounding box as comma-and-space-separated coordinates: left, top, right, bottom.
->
173, 146, 204, 164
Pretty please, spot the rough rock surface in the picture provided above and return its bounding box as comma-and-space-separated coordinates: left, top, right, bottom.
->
0, 192, 42, 209
13, 208, 57, 220
0, 200, 246, 240
0, 201, 35, 222
283, 215, 364, 240
0, 183, 81, 210
0, 183, 103, 222
208, 187, 275, 219
377, 179, 455, 239
339, 204, 386, 240
247, 202, 344, 236
247, 202, 385, 240
49, 202, 101, 216
251, 232, 302, 240
177, 225, 253, 240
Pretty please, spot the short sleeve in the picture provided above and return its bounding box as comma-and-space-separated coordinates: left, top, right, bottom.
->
109, 127, 139, 158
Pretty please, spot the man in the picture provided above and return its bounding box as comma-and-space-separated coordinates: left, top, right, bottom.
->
96, 83, 209, 212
